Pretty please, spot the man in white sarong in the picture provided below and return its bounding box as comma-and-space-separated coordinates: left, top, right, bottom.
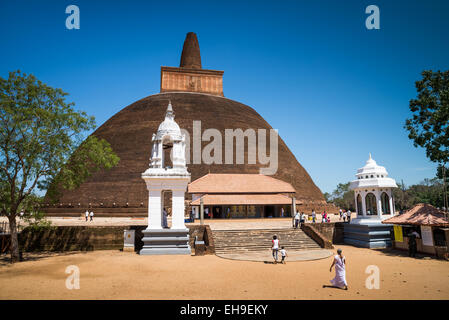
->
329, 248, 348, 290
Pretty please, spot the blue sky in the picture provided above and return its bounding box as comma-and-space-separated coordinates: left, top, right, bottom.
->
1, 0, 448, 194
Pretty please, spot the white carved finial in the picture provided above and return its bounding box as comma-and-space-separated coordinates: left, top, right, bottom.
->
165, 100, 174, 120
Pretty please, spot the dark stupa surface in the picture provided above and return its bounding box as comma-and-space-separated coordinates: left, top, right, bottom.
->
46, 33, 330, 216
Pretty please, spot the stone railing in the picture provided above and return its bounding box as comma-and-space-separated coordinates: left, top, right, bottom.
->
301, 224, 334, 249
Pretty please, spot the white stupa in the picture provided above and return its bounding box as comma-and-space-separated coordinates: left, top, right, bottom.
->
140, 101, 191, 255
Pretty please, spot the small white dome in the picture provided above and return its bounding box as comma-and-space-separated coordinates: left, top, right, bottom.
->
158, 118, 180, 133
156, 101, 181, 137
356, 153, 388, 178
350, 153, 397, 190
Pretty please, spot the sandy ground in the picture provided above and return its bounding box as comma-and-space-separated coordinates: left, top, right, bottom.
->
0, 245, 448, 300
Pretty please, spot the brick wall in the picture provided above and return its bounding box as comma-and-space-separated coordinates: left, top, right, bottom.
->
18, 225, 215, 254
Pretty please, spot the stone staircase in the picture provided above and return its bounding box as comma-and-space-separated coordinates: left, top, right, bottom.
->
212, 228, 321, 255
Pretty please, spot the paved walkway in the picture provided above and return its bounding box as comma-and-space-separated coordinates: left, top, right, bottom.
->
2, 215, 349, 228
192, 218, 296, 230
216, 248, 334, 262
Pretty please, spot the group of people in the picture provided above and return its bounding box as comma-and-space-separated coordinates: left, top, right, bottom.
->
292, 211, 308, 228
271, 234, 348, 290
84, 210, 94, 221
271, 235, 287, 264
338, 209, 352, 222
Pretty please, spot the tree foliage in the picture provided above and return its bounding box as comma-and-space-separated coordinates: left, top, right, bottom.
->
0, 70, 120, 262
326, 182, 355, 211
393, 178, 448, 211
405, 70, 449, 164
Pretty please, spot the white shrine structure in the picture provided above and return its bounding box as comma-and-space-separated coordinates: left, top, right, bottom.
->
139, 101, 191, 255
344, 154, 398, 248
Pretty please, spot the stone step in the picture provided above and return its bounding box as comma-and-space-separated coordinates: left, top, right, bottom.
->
211, 228, 320, 253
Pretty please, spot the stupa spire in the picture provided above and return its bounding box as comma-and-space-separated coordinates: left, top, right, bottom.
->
165, 100, 174, 120
179, 32, 202, 69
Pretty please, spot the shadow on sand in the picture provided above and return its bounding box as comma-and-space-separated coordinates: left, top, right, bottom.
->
373, 247, 437, 260
322, 285, 348, 290
0, 251, 84, 266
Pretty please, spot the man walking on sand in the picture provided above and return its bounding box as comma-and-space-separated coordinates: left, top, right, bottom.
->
85, 210, 89, 222
89, 211, 94, 222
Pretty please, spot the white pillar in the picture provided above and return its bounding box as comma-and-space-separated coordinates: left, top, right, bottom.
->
376, 190, 382, 218
388, 192, 394, 216
147, 189, 162, 229
354, 192, 360, 217
171, 189, 187, 229
361, 191, 367, 217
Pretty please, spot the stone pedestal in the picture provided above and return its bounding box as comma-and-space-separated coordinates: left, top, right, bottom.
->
343, 219, 392, 248
140, 229, 191, 255
138, 102, 191, 255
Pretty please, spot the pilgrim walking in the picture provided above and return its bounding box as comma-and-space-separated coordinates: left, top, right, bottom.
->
324, 249, 348, 290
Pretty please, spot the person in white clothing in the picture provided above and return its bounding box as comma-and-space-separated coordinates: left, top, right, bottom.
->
325, 248, 348, 290
301, 212, 307, 227
89, 211, 94, 221
280, 246, 287, 264
294, 212, 300, 229
85, 210, 89, 222
271, 235, 280, 263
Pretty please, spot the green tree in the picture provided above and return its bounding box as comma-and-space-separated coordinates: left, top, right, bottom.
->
405, 70, 449, 164
0, 70, 120, 262
436, 164, 449, 210
405, 70, 449, 212
328, 182, 355, 211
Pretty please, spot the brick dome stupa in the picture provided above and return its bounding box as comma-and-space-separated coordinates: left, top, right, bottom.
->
45, 32, 333, 216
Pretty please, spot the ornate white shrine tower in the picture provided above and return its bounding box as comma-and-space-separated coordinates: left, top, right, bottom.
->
350, 153, 398, 224
344, 154, 398, 248
140, 101, 191, 255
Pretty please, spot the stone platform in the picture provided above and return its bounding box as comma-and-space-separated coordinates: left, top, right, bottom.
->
140, 228, 191, 255
343, 222, 393, 248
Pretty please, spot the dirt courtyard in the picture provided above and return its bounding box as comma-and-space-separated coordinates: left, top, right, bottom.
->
0, 245, 448, 300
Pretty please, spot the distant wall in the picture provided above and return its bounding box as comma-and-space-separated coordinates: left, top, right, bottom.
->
18, 225, 215, 254
19, 226, 125, 252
